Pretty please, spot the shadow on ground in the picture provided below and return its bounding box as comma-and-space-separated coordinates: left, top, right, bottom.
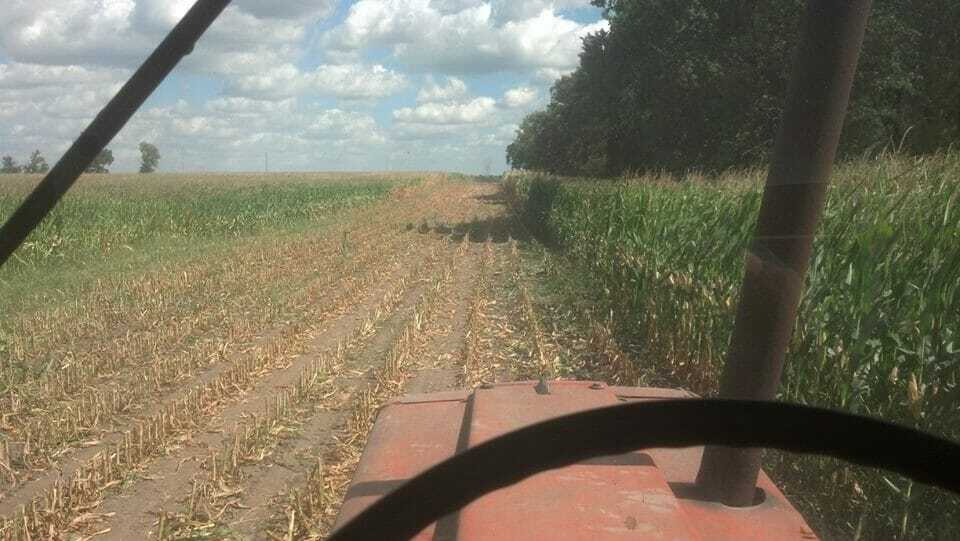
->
407, 184, 532, 244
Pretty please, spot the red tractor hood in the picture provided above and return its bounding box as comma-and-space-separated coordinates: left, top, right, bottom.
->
333, 381, 817, 540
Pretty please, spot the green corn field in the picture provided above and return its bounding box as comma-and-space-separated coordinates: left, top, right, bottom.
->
507, 152, 960, 540
0, 174, 400, 316
0, 174, 396, 273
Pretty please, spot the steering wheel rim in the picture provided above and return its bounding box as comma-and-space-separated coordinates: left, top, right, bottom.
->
329, 399, 960, 541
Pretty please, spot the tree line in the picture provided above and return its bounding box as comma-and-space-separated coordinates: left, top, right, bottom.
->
507, 0, 960, 176
1, 142, 161, 174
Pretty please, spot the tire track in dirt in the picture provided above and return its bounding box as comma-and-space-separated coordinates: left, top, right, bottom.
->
460, 240, 497, 387
509, 239, 559, 380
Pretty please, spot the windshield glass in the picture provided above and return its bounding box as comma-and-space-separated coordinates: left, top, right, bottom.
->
1, 1, 957, 540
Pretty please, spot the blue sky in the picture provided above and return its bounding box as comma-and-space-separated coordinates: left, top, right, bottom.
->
0, 1, 606, 174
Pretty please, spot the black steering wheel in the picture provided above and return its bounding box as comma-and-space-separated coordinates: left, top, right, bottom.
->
329, 399, 960, 541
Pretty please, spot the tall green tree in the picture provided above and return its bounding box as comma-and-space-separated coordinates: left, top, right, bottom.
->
139, 142, 160, 173
86, 149, 114, 173
507, 31, 619, 176
1, 156, 22, 174
24, 150, 49, 174
511, 0, 960, 176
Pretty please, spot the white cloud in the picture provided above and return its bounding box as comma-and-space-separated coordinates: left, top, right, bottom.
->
205, 96, 297, 116
232, 0, 338, 21
0, 62, 126, 157
0, 1, 334, 81
0, 64, 389, 172
496, 123, 520, 141
502, 86, 537, 108
311, 64, 408, 99
226, 65, 304, 100
0, 0, 606, 174
489, 0, 592, 23
325, 1, 608, 75
534, 67, 574, 84
303, 109, 386, 144
226, 63, 407, 101
107, 101, 389, 171
417, 76, 468, 103
2, 0, 145, 67
0, 62, 128, 90
394, 97, 497, 125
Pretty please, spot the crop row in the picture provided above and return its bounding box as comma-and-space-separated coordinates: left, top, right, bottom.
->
461, 239, 493, 386
505, 152, 960, 540
0, 180, 393, 276
0, 185, 452, 538
509, 239, 555, 380
0, 224, 407, 483
272, 237, 463, 539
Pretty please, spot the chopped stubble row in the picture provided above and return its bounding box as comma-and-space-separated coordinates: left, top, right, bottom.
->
0, 182, 483, 540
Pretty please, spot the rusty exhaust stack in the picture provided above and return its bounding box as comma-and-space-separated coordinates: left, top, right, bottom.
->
696, 0, 873, 506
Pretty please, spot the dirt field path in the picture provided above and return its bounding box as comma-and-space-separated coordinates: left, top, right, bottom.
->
0, 180, 564, 540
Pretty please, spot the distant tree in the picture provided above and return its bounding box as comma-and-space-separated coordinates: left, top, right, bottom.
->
1, 156, 22, 174
139, 142, 160, 173
24, 150, 49, 174
86, 149, 114, 173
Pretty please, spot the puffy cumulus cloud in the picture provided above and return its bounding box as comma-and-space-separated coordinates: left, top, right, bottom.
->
225, 65, 304, 101
489, 0, 592, 23
0, 65, 389, 173
394, 97, 496, 125
0, 1, 335, 79
0, 1, 607, 173
309, 64, 408, 100
108, 100, 389, 171
1, 0, 145, 67
325, 0, 608, 76
417, 76, 468, 103
130, 0, 194, 33
0, 62, 127, 156
0, 62, 128, 90
494, 14, 608, 74
495, 123, 520, 142
303, 109, 386, 144
502, 86, 537, 108
231, 0, 338, 21
389, 75, 543, 154
226, 63, 408, 101
533, 67, 576, 84
391, 122, 465, 139
204, 96, 298, 116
